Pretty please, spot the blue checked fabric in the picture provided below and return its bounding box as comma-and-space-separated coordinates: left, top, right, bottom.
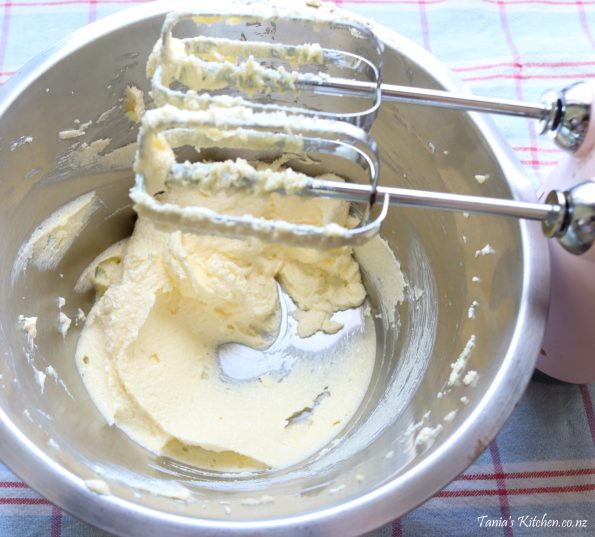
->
0, 1, 594, 536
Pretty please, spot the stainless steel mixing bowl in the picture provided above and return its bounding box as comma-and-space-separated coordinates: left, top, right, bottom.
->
0, 1, 549, 535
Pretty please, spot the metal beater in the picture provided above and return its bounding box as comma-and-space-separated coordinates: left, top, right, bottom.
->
132, 7, 595, 254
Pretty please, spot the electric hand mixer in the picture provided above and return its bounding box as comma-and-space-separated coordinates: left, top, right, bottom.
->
132, 7, 595, 380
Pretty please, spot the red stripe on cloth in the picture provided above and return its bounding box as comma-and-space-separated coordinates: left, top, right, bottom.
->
438, 483, 595, 497
462, 72, 595, 81
342, 0, 446, 3
519, 160, 558, 166
453, 59, 595, 72
489, 441, 514, 537
51, 505, 62, 537
453, 62, 520, 73
494, 1, 535, 88
487, 0, 595, 5
0, 0, 146, 6
0, 481, 28, 488
497, 0, 543, 177
392, 518, 403, 537
0, 498, 51, 505
512, 146, 562, 153
580, 385, 595, 447
460, 467, 595, 480
576, 0, 595, 50
0, 1, 12, 78
496, 3, 523, 91
88, 0, 97, 23
418, 0, 431, 52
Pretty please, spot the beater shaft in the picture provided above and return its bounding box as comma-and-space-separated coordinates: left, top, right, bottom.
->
306, 77, 548, 119
382, 83, 547, 118
307, 179, 560, 222
304, 77, 594, 152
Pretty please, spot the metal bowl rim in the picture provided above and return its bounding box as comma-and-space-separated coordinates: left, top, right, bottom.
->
0, 1, 550, 535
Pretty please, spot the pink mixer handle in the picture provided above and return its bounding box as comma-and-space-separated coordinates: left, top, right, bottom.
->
575, 81, 595, 158
538, 106, 595, 383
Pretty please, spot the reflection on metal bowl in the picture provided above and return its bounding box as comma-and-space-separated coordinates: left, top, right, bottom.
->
0, 1, 548, 535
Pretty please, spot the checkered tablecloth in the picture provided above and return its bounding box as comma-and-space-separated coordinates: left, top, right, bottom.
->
1, 1, 594, 536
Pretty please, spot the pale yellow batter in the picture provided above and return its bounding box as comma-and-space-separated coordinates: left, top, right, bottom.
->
75, 3, 380, 472
75, 170, 377, 470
